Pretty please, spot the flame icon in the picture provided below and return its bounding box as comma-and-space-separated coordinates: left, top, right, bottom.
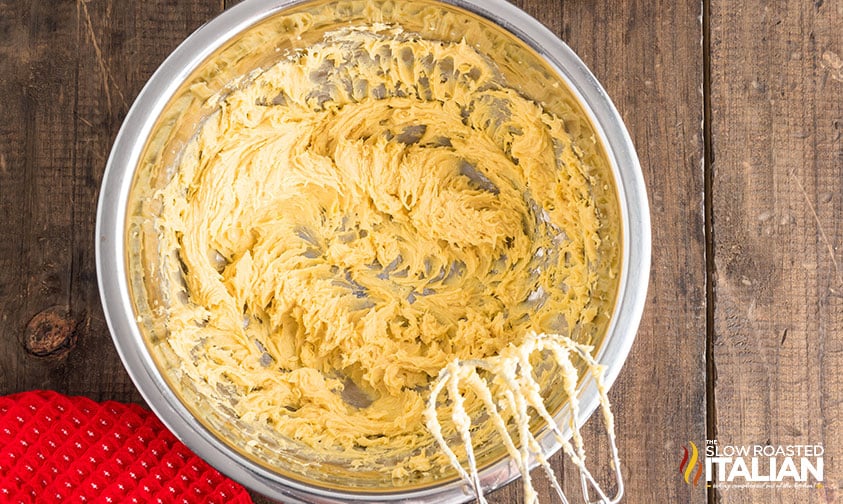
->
679, 441, 703, 486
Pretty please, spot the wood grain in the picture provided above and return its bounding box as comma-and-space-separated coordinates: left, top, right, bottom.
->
710, 0, 843, 501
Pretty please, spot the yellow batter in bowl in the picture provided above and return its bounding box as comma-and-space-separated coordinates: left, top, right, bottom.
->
143, 20, 619, 485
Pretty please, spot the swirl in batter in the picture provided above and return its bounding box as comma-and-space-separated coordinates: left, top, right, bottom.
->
157, 26, 604, 477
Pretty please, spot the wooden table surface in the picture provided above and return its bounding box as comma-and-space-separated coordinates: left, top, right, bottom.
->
1, 0, 841, 502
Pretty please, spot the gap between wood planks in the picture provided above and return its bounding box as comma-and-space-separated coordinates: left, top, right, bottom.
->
702, 0, 718, 503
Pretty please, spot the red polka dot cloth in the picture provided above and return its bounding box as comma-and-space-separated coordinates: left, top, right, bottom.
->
0, 390, 253, 503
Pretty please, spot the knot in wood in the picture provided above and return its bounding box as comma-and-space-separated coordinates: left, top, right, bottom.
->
24, 306, 78, 358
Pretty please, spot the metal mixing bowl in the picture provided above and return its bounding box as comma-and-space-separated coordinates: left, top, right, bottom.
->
96, 0, 650, 502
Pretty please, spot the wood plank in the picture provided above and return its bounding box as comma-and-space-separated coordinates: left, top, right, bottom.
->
0, 0, 84, 394
710, 0, 843, 501
489, 0, 709, 502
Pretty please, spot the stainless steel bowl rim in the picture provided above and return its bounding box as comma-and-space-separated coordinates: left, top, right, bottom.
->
95, 0, 651, 502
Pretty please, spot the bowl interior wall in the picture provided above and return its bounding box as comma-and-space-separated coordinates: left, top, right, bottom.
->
124, 0, 622, 493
